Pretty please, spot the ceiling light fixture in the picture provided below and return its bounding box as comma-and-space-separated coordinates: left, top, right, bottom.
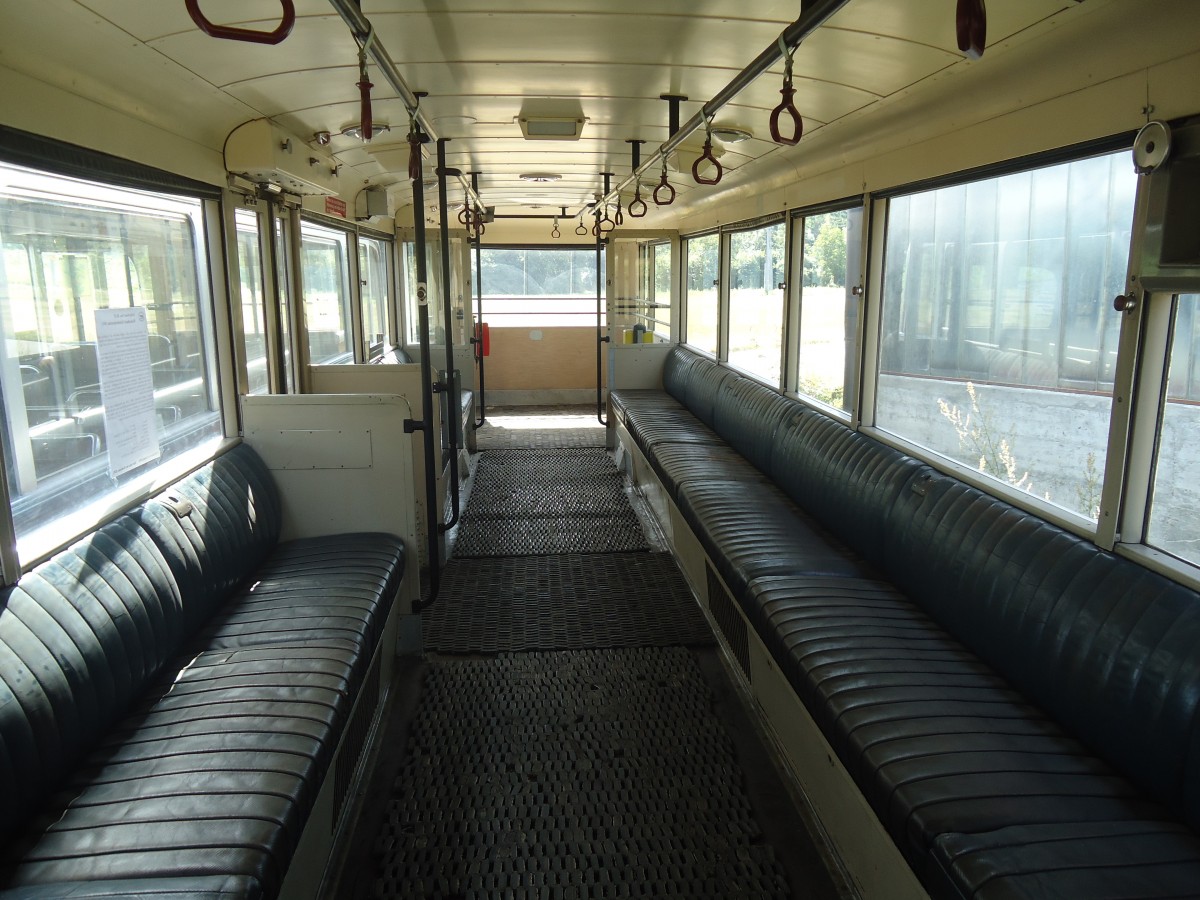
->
710, 126, 754, 144
341, 122, 390, 142
519, 173, 562, 183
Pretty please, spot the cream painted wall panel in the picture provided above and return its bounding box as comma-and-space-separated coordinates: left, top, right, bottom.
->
0, 65, 227, 185
241, 393, 420, 613
485, 327, 607, 392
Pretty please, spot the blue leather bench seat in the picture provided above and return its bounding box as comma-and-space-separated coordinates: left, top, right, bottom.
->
611, 344, 1200, 900
0, 444, 404, 899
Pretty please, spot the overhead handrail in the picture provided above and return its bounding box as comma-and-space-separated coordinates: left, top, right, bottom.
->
692, 117, 724, 185
769, 36, 803, 145
653, 159, 675, 206
354, 27, 375, 142
186, 0, 296, 45
327, 1, 485, 217
956, 0, 987, 60
593, 0, 850, 214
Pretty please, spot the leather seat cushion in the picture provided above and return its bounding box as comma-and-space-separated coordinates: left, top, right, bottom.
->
677, 481, 869, 600
747, 574, 1179, 879
931, 821, 1200, 900
647, 441, 771, 498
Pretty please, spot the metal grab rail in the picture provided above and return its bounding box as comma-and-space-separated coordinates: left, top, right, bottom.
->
436, 139, 461, 534
185, 0, 296, 45
595, 209, 608, 426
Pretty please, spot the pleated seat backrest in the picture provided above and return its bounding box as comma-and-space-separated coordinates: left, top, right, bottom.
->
885, 466, 1200, 831
134, 443, 282, 632
0, 515, 182, 843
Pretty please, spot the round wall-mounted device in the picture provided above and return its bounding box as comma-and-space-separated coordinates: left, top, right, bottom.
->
1133, 120, 1171, 174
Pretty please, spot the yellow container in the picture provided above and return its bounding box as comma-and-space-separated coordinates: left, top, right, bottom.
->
622, 329, 635, 344
641, 331, 654, 343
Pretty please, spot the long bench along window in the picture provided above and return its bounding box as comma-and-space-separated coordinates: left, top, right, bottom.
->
0, 162, 222, 559
876, 150, 1136, 524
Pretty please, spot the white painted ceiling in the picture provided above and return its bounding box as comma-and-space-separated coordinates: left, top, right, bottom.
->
0, 0, 1135, 219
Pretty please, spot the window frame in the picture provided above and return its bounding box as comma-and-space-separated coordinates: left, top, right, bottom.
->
860, 144, 1140, 542
0, 159, 235, 578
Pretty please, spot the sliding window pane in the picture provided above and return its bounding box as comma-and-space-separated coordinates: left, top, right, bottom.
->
0, 163, 222, 557
798, 208, 861, 410
300, 222, 353, 363
653, 241, 672, 339
1147, 294, 1200, 565
234, 209, 269, 394
728, 222, 785, 385
685, 233, 719, 354
359, 235, 391, 358
876, 151, 1135, 522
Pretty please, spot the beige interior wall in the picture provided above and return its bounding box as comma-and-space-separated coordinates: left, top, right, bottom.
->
485, 326, 607, 391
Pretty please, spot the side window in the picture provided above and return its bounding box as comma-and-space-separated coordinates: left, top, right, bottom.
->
797, 207, 862, 411
727, 221, 786, 386
300, 222, 353, 364
875, 151, 1136, 524
358, 234, 391, 359
0, 162, 223, 558
684, 233, 719, 355
234, 209, 269, 394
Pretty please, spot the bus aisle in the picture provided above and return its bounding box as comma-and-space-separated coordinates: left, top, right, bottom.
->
334, 408, 846, 899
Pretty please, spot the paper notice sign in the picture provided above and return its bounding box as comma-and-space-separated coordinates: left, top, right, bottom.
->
94, 307, 161, 477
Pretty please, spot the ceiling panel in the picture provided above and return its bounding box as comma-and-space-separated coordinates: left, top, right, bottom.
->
5, 0, 1127, 216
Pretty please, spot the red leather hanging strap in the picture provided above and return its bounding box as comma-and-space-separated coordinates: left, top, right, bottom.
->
357, 80, 374, 141
628, 181, 648, 218
769, 38, 803, 146
185, 0, 296, 45
653, 162, 675, 206
956, 0, 987, 60
355, 32, 374, 142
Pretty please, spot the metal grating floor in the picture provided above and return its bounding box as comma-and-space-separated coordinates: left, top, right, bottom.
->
424, 553, 715, 653
453, 449, 649, 558
474, 407, 607, 451
373, 648, 793, 900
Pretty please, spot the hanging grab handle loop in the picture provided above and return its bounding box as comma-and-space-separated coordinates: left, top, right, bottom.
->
628, 181, 648, 218
355, 29, 375, 142
692, 119, 724, 186
614, 197, 624, 227
769, 36, 803, 146
956, 0, 987, 60
407, 107, 423, 181
185, 0, 296, 45
576, 219, 589, 236
653, 161, 675, 206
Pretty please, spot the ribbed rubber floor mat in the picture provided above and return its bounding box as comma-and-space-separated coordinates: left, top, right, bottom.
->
372, 648, 792, 899
425, 553, 714, 653
454, 449, 649, 557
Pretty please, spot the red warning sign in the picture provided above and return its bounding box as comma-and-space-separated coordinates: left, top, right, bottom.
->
325, 197, 347, 218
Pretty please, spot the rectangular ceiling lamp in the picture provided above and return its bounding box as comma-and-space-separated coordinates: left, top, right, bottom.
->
518, 116, 585, 141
